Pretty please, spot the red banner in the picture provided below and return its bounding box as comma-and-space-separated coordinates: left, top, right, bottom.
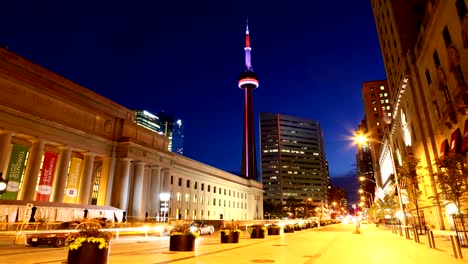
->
35, 151, 59, 201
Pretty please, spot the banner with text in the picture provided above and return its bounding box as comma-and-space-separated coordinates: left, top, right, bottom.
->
63, 157, 82, 203
35, 151, 59, 201
0, 144, 29, 200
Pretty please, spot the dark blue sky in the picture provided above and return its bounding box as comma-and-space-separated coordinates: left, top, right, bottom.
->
1, 1, 386, 178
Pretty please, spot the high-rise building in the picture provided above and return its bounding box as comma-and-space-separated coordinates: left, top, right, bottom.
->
134, 109, 184, 155
135, 110, 161, 133
238, 20, 260, 181
355, 119, 376, 203
260, 113, 329, 209
361, 80, 391, 187
369, 0, 468, 229
158, 111, 184, 155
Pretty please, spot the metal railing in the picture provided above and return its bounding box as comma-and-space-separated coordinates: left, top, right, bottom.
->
453, 214, 468, 247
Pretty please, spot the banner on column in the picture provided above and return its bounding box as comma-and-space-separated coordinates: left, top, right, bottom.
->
63, 157, 83, 203
35, 151, 59, 201
0, 144, 29, 200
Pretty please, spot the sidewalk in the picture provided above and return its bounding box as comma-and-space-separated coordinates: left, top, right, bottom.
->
109, 224, 468, 264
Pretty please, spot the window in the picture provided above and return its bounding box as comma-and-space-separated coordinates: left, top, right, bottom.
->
443, 26, 452, 47
178, 178, 182, 186
224, 189, 226, 195
185, 193, 189, 202
213, 198, 216, 206
433, 50, 441, 67
456, 0, 467, 20
219, 188, 222, 194
425, 69, 432, 85
171, 176, 173, 184
186, 180, 190, 188
214, 186, 216, 193
456, 65, 467, 86
208, 185, 211, 192
193, 195, 197, 203
201, 183, 204, 191
176, 192, 181, 202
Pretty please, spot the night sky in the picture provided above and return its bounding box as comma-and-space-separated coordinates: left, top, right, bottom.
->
1, 1, 386, 180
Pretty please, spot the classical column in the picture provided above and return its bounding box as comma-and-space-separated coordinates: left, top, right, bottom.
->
149, 166, 161, 217
131, 161, 145, 220
160, 168, 171, 220
161, 168, 171, 194
111, 158, 131, 211
141, 167, 150, 220
0, 131, 14, 173
102, 156, 116, 206
52, 146, 72, 203
21, 139, 45, 201
77, 152, 95, 205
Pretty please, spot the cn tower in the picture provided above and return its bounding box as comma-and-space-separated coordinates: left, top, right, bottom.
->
238, 20, 259, 180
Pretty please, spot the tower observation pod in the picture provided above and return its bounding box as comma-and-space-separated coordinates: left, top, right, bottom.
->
238, 19, 259, 181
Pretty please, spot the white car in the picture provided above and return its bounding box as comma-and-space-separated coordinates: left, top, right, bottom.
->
190, 221, 215, 235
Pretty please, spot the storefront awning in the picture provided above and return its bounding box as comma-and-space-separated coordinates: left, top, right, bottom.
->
463, 119, 468, 153
440, 139, 449, 158
450, 128, 462, 154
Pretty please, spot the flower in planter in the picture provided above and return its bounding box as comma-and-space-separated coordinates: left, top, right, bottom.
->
169, 220, 200, 238
219, 221, 242, 236
267, 224, 281, 230
247, 224, 267, 235
65, 222, 113, 251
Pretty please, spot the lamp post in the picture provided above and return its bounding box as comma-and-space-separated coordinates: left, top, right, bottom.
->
355, 134, 406, 226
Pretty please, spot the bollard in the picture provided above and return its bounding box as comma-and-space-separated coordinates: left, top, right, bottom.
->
427, 231, 434, 248
450, 235, 463, 259
429, 231, 435, 248
405, 227, 410, 239
399, 226, 403, 236
413, 226, 420, 243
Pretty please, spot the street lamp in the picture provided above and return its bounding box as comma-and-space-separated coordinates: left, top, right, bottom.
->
358, 189, 374, 203
354, 133, 407, 226
0, 172, 7, 194
359, 176, 376, 184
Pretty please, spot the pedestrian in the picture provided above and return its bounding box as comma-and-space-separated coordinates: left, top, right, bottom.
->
354, 219, 361, 234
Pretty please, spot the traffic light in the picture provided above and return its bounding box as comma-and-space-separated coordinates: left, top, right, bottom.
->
0, 172, 7, 194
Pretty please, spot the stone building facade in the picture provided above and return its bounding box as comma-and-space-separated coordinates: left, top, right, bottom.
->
0, 47, 263, 223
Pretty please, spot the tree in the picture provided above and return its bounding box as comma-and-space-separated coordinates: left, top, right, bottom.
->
263, 199, 283, 219
397, 153, 423, 226
371, 195, 398, 219
284, 197, 302, 218
434, 153, 468, 215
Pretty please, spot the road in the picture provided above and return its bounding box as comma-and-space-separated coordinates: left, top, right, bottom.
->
1, 223, 467, 264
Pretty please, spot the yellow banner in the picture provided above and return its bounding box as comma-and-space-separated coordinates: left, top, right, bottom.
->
63, 157, 82, 203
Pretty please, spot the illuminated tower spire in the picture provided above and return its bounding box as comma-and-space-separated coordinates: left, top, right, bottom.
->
238, 19, 259, 181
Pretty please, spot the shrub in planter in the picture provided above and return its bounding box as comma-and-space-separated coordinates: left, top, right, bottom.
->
248, 225, 267, 239
219, 221, 242, 243
267, 224, 281, 235
168, 220, 199, 251
283, 225, 295, 233
65, 222, 113, 264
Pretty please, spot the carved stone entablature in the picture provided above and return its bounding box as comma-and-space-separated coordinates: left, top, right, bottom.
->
437, 66, 447, 88
454, 87, 468, 115
447, 45, 460, 72
462, 15, 468, 48
441, 104, 457, 129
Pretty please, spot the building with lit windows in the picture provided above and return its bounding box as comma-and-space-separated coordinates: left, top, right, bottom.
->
361, 80, 391, 188
355, 119, 376, 202
158, 112, 184, 155
260, 113, 330, 210
135, 110, 161, 133
0, 47, 263, 223
369, 0, 468, 230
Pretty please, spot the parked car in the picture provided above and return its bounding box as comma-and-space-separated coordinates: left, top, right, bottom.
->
26, 221, 81, 247
190, 221, 215, 235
